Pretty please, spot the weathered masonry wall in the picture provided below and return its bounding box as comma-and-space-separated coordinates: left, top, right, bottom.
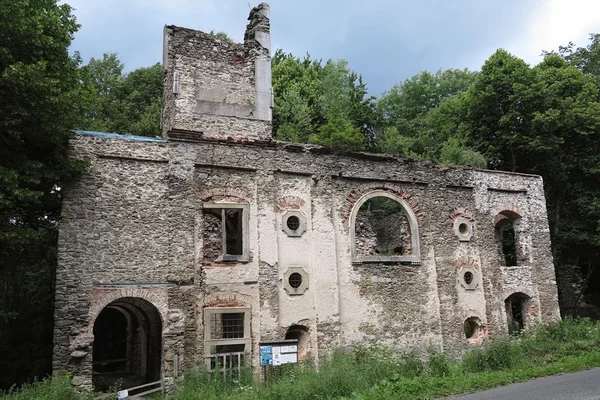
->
53, 131, 561, 385
52, 1, 560, 389
162, 4, 272, 141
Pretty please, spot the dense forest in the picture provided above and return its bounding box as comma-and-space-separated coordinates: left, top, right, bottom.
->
1, 0, 600, 389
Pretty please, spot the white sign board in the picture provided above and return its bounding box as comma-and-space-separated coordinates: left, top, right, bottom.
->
259, 341, 298, 366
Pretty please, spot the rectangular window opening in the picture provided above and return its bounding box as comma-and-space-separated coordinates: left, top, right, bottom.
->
204, 308, 251, 373
224, 209, 243, 256
203, 204, 249, 262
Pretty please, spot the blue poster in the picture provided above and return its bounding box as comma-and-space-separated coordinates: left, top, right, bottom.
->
260, 355, 273, 366
260, 345, 273, 365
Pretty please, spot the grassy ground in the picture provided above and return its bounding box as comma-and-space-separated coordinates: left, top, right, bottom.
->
4, 318, 600, 400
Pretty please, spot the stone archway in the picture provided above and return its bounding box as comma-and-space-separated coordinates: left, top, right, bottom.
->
92, 297, 162, 391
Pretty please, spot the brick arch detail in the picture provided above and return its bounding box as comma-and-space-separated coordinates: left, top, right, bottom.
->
277, 195, 306, 212
202, 291, 253, 308
88, 287, 169, 333
503, 289, 535, 303
493, 206, 522, 225
340, 183, 423, 221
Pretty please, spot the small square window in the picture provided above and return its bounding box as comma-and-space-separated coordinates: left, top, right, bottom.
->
203, 204, 249, 262
210, 312, 245, 339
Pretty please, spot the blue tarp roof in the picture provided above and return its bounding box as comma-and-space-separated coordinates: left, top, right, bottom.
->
73, 130, 168, 143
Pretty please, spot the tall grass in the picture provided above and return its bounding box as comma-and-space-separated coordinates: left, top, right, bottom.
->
0, 375, 91, 400
5, 319, 600, 400
167, 346, 426, 400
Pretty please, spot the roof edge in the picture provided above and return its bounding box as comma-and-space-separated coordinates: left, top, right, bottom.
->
73, 130, 168, 143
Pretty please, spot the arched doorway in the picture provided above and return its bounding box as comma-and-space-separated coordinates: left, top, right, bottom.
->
92, 297, 162, 391
505, 292, 531, 334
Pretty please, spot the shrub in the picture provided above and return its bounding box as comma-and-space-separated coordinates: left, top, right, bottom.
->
397, 352, 425, 378
463, 339, 522, 372
427, 348, 451, 377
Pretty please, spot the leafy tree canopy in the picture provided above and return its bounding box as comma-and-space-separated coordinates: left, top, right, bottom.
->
272, 50, 375, 150
77, 52, 162, 137
0, 0, 85, 387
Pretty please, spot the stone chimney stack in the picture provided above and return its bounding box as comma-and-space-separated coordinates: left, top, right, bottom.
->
244, 3, 271, 56
162, 3, 273, 141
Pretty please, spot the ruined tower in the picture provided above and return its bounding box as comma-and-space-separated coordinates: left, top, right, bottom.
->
162, 3, 273, 141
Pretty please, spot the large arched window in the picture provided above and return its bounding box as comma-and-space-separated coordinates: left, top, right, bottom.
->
350, 191, 420, 264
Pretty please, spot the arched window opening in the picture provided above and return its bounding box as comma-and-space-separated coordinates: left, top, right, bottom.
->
351, 191, 420, 264
495, 211, 521, 267
355, 197, 411, 257
463, 317, 480, 340
92, 298, 162, 392
500, 223, 517, 266
285, 325, 310, 363
505, 293, 531, 334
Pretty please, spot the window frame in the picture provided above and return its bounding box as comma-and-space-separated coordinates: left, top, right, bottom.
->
203, 203, 250, 262
204, 307, 251, 359
350, 190, 421, 264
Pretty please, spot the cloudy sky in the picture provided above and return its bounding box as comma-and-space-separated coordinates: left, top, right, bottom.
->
63, 0, 600, 95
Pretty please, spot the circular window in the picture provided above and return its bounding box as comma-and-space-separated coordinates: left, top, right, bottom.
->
453, 218, 473, 242
288, 272, 303, 289
286, 216, 300, 231
464, 271, 473, 285
464, 318, 478, 339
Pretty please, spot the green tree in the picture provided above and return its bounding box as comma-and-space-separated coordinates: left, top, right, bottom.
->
272, 50, 375, 150
275, 86, 313, 143
530, 55, 600, 269
551, 34, 600, 90
378, 69, 477, 124
375, 68, 482, 165
466, 49, 536, 171
0, 0, 84, 388
209, 30, 233, 43
78, 52, 124, 132
78, 53, 162, 137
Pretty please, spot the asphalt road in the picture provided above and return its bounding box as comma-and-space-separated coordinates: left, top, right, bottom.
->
444, 368, 600, 400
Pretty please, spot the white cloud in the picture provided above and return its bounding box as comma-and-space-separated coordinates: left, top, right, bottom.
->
507, 0, 600, 65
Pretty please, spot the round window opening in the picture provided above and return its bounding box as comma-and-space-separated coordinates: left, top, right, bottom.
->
286, 216, 300, 231
288, 272, 303, 289
464, 318, 478, 339
458, 222, 469, 234
464, 271, 474, 285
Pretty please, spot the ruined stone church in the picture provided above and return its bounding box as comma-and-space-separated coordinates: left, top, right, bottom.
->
52, 3, 560, 390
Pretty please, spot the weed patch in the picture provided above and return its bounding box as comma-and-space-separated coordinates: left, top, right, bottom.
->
5, 319, 600, 400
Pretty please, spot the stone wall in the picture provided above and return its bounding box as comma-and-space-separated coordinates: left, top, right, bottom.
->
162, 3, 272, 141
53, 130, 561, 384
